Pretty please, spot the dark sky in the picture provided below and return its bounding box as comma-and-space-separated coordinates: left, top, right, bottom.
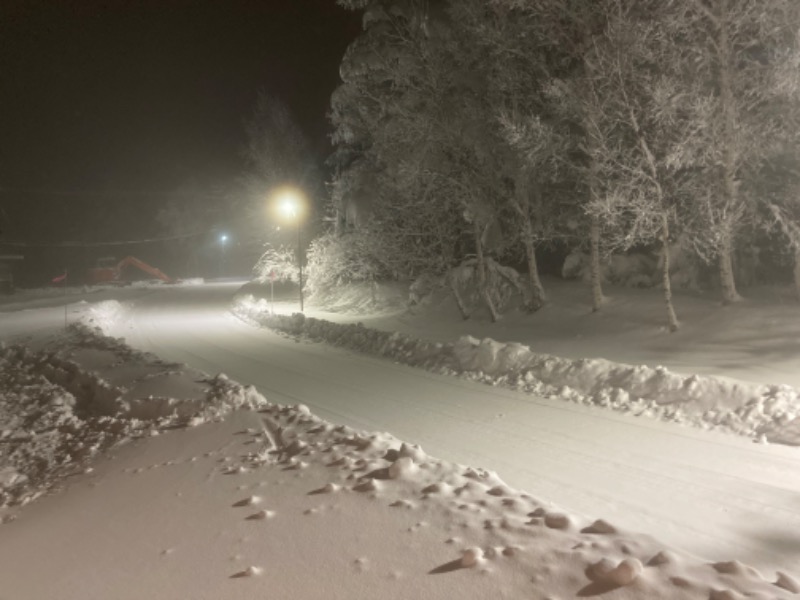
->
0, 0, 361, 204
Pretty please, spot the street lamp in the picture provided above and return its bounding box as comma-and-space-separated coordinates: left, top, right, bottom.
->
219, 234, 228, 278
275, 188, 305, 312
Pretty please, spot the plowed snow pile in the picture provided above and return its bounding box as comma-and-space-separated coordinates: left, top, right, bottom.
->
233, 298, 800, 445
0, 324, 267, 518
1, 323, 798, 598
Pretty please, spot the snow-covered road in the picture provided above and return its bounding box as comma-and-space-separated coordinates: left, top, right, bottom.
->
71, 282, 800, 575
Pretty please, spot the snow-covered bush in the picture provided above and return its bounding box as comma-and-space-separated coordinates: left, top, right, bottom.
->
447, 257, 528, 319
253, 244, 297, 283
409, 272, 445, 306
304, 232, 389, 298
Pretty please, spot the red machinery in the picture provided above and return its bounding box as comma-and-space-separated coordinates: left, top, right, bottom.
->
86, 256, 175, 285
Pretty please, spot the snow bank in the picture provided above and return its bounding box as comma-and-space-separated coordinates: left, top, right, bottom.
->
0, 323, 268, 515
233, 295, 800, 444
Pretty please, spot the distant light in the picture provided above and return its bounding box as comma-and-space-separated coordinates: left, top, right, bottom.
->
220, 234, 228, 243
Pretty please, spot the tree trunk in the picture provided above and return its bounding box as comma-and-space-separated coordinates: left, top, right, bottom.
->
627, 110, 679, 330
450, 275, 471, 320
522, 223, 546, 312
794, 249, 800, 303
716, 0, 742, 306
718, 232, 741, 304
514, 171, 546, 311
660, 213, 680, 332
474, 221, 499, 323
589, 214, 605, 312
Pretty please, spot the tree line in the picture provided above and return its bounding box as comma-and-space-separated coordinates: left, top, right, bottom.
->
320, 0, 800, 329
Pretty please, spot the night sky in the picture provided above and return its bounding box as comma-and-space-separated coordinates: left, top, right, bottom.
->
0, 0, 361, 241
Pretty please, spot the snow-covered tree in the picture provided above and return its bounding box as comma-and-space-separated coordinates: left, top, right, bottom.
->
253, 243, 297, 283
304, 230, 390, 299
756, 2, 800, 300
332, 0, 520, 322
330, 0, 800, 318
330, 1, 468, 277
453, 0, 575, 312
575, 0, 715, 331
482, 0, 623, 312
665, 0, 800, 304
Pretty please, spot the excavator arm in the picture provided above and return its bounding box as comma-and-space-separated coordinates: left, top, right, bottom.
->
116, 256, 175, 283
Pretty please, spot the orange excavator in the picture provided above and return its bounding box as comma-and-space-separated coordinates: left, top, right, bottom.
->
86, 256, 175, 285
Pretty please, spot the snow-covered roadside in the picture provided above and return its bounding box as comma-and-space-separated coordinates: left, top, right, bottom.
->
0, 279, 206, 314
233, 295, 800, 445
0, 321, 267, 520
0, 322, 797, 599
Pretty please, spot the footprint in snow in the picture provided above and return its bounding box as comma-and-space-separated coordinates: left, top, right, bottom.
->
308, 482, 341, 495
230, 566, 263, 578
429, 547, 484, 575
246, 509, 275, 520
353, 557, 369, 573
232, 495, 262, 507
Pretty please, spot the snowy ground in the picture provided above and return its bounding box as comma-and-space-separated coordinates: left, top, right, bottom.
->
1, 279, 800, 598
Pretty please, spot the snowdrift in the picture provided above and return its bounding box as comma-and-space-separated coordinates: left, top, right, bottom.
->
233, 295, 800, 445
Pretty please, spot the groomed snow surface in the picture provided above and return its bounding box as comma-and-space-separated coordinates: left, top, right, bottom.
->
1, 279, 799, 598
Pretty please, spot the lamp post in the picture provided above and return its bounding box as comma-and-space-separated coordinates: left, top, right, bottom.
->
219, 234, 228, 278
277, 190, 304, 313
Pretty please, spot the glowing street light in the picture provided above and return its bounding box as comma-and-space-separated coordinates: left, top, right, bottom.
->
219, 233, 229, 277
279, 196, 298, 220
273, 188, 305, 312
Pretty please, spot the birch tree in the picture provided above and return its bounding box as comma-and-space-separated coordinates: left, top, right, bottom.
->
487, 0, 620, 312
758, 2, 800, 300
759, 120, 800, 301
578, 1, 714, 331
666, 0, 800, 303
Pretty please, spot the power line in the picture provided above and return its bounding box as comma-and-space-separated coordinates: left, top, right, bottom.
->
0, 229, 213, 248
0, 187, 224, 199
